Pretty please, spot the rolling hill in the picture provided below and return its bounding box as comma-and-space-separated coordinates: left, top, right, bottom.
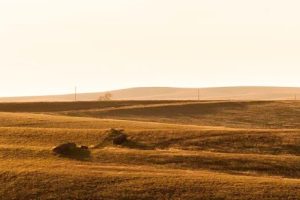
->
0, 100, 299, 199
0, 86, 300, 102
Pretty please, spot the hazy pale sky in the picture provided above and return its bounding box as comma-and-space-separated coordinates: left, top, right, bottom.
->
0, 0, 299, 97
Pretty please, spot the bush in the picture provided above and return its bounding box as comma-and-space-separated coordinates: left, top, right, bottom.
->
113, 133, 127, 145
103, 128, 128, 145
52, 142, 77, 155
52, 142, 90, 160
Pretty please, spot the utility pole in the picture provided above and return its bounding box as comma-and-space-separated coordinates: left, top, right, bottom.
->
197, 88, 200, 101
75, 86, 77, 102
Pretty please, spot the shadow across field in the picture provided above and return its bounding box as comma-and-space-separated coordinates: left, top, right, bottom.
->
58, 149, 91, 161
62, 101, 300, 129
120, 140, 154, 150
132, 130, 300, 156
92, 148, 300, 178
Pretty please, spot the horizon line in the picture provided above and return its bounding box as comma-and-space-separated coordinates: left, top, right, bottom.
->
1, 85, 300, 99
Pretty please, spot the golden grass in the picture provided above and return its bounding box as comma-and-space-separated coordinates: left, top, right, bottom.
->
0, 101, 299, 199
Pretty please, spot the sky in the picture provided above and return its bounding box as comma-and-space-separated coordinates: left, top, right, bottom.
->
0, 0, 300, 97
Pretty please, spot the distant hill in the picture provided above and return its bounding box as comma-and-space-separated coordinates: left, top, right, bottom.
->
0, 87, 300, 102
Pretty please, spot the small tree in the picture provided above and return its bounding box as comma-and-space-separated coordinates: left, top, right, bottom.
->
98, 92, 112, 101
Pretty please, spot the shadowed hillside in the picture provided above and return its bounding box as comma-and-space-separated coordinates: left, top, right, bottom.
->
61, 100, 300, 129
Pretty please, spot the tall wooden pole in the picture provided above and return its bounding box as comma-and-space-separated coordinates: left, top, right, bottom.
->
75, 86, 77, 102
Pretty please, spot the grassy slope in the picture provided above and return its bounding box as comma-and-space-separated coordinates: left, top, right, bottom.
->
0, 101, 299, 199
61, 100, 300, 129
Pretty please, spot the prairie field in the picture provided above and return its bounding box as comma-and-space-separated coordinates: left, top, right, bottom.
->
0, 100, 299, 200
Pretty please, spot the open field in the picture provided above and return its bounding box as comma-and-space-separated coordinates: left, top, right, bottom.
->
0, 100, 299, 199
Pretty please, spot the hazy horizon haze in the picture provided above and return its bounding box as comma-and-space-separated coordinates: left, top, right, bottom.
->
1, 0, 299, 97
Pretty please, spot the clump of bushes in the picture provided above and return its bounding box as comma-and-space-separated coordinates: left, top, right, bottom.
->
94, 128, 128, 148
52, 142, 77, 155
106, 128, 128, 145
52, 142, 90, 160
113, 132, 128, 145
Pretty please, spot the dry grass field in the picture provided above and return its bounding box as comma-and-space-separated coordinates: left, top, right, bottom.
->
0, 100, 299, 199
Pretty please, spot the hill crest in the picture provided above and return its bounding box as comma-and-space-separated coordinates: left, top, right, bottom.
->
0, 86, 299, 102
